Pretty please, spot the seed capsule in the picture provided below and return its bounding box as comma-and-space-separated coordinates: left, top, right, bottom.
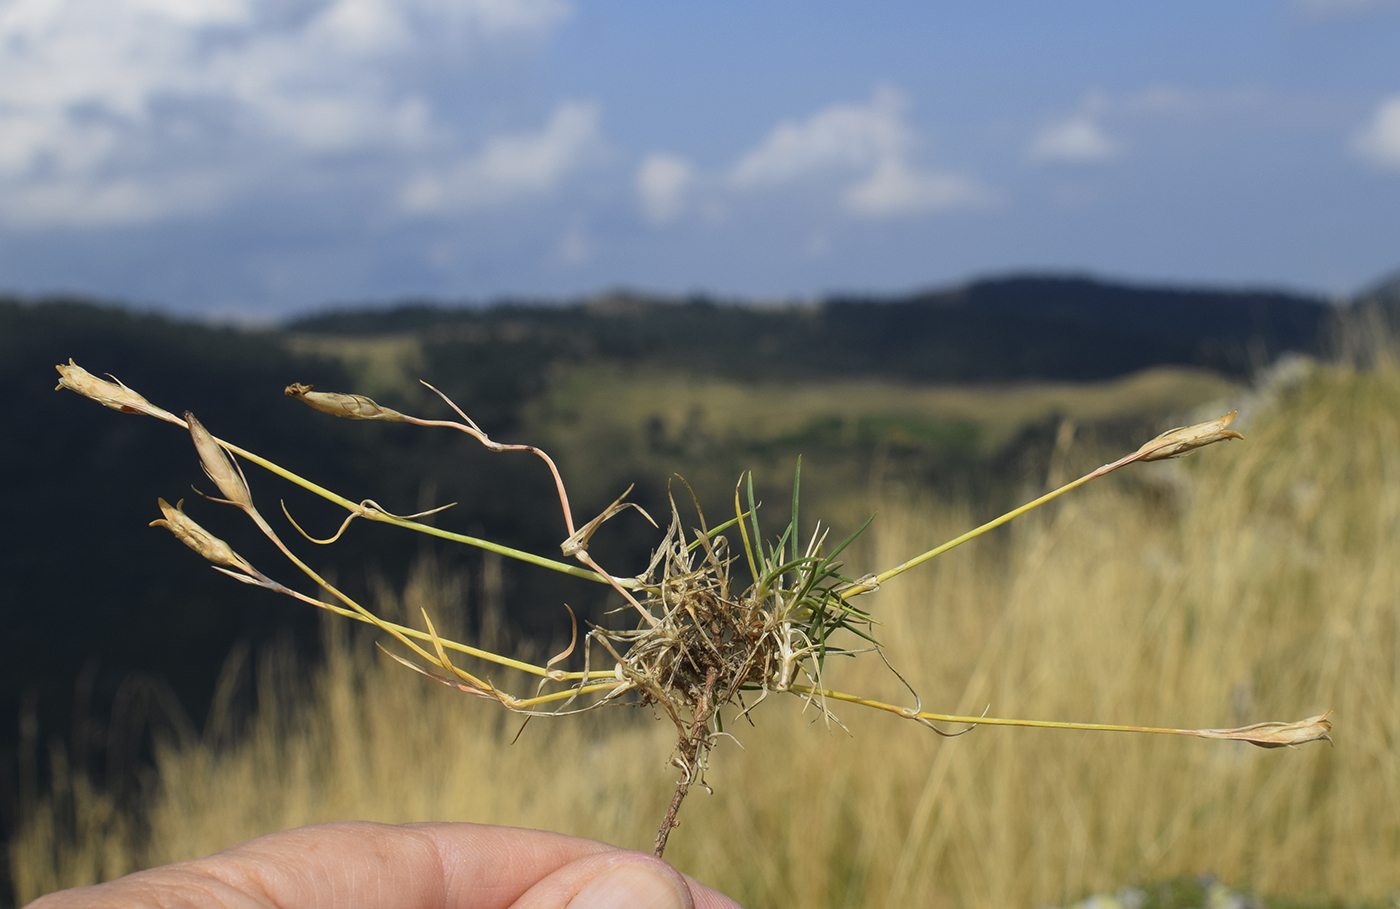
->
285, 383, 408, 421
1135, 410, 1243, 462
54, 360, 181, 424
1195, 711, 1333, 748
150, 498, 250, 572
186, 412, 254, 510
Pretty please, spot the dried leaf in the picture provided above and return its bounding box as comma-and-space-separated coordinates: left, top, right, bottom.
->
285, 384, 408, 421
1135, 411, 1244, 462
54, 360, 181, 424
561, 485, 653, 557
545, 605, 578, 675
378, 645, 493, 699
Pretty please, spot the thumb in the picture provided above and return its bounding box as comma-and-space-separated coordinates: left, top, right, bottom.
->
510, 852, 741, 909
567, 861, 691, 909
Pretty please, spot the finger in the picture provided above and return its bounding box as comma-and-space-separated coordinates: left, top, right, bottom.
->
27, 822, 607, 909
504, 848, 742, 909
23, 822, 743, 909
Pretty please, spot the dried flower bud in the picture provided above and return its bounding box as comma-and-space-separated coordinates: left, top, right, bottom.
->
150, 498, 249, 571
54, 360, 181, 424
284, 383, 408, 421
1135, 411, 1243, 462
186, 412, 254, 510
1195, 711, 1333, 748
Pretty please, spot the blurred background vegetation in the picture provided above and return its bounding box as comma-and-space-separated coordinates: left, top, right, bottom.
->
4, 274, 1398, 907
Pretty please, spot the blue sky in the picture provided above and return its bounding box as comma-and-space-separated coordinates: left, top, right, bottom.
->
1, 0, 1398, 320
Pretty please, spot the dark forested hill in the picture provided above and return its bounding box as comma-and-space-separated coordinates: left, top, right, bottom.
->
291, 275, 1332, 382
822, 277, 1328, 379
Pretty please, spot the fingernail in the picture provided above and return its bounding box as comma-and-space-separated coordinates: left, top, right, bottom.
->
568, 862, 688, 909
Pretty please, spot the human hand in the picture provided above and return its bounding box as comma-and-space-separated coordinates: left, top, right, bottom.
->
25, 821, 745, 909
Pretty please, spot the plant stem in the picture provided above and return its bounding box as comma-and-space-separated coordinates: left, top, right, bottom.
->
791, 684, 1312, 741
843, 452, 1139, 599
216, 437, 616, 584
282, 589, 618, 681
654, 667, 718, 857
793, 684, 1193, 734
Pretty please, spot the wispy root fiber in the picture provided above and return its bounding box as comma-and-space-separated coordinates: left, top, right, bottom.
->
56, 364, 1331, 857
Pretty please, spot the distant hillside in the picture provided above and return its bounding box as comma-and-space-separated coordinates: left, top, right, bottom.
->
291, 275, 1333, 383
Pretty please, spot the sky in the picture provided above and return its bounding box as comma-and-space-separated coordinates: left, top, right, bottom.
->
1, 0, 1399, 320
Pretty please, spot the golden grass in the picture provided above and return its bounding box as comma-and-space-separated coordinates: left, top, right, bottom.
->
13, 361, 1397, 908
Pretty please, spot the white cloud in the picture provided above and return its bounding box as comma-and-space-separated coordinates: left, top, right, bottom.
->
313, 0, 414, 54
400, 101, 603, 214
1028, 116, 1120, 163
636, 153, 694, 223
731, 86, 909, 186
844, 160, 992, 217
0, 0, 573, 228
729, 86, 991, 217
459, 0, 572, 34
0, 174, 225, 227
1353, 96, 1400, 169
1025, 85, 1259, 168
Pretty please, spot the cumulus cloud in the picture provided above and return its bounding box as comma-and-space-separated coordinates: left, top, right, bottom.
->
0, 0, 573, 228
1026, 86, 1255, 167
844, 160, 991, 216
731, 86, 909, 186
1353, 96, 1400, 169
635, 153, 694, 223
728, 86, 991, 217
1027, 116, 1120, 163
400, 101, 604, 214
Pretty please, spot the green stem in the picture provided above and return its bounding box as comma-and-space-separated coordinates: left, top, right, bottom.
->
280, 589, 616, 682
792, 684, 1212, 738
844, 452, 1138, 599
217, 439, 616, 586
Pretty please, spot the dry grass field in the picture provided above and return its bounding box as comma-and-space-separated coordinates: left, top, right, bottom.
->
12, 360, 1398, 908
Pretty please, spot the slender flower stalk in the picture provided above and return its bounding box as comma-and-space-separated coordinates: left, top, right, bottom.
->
841, 410, 1245, 597
792, 685, 1333, 748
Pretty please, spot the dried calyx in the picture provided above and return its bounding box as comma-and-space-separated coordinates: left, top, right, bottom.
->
150, 497, 254, 574
284, 383, 409, 421
1134, 410, 1244, 462
54, 360, 183, 425
186, 412, 255, 511
1193, 711, 1333, 748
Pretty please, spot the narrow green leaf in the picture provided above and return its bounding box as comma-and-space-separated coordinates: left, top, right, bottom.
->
827, 513, 876, 563
790, 456, 802, 567
735, 482, 759, 586
746, 473, 765, 574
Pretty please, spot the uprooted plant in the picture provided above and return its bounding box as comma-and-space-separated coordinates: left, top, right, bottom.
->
55, 360, 1334, 856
